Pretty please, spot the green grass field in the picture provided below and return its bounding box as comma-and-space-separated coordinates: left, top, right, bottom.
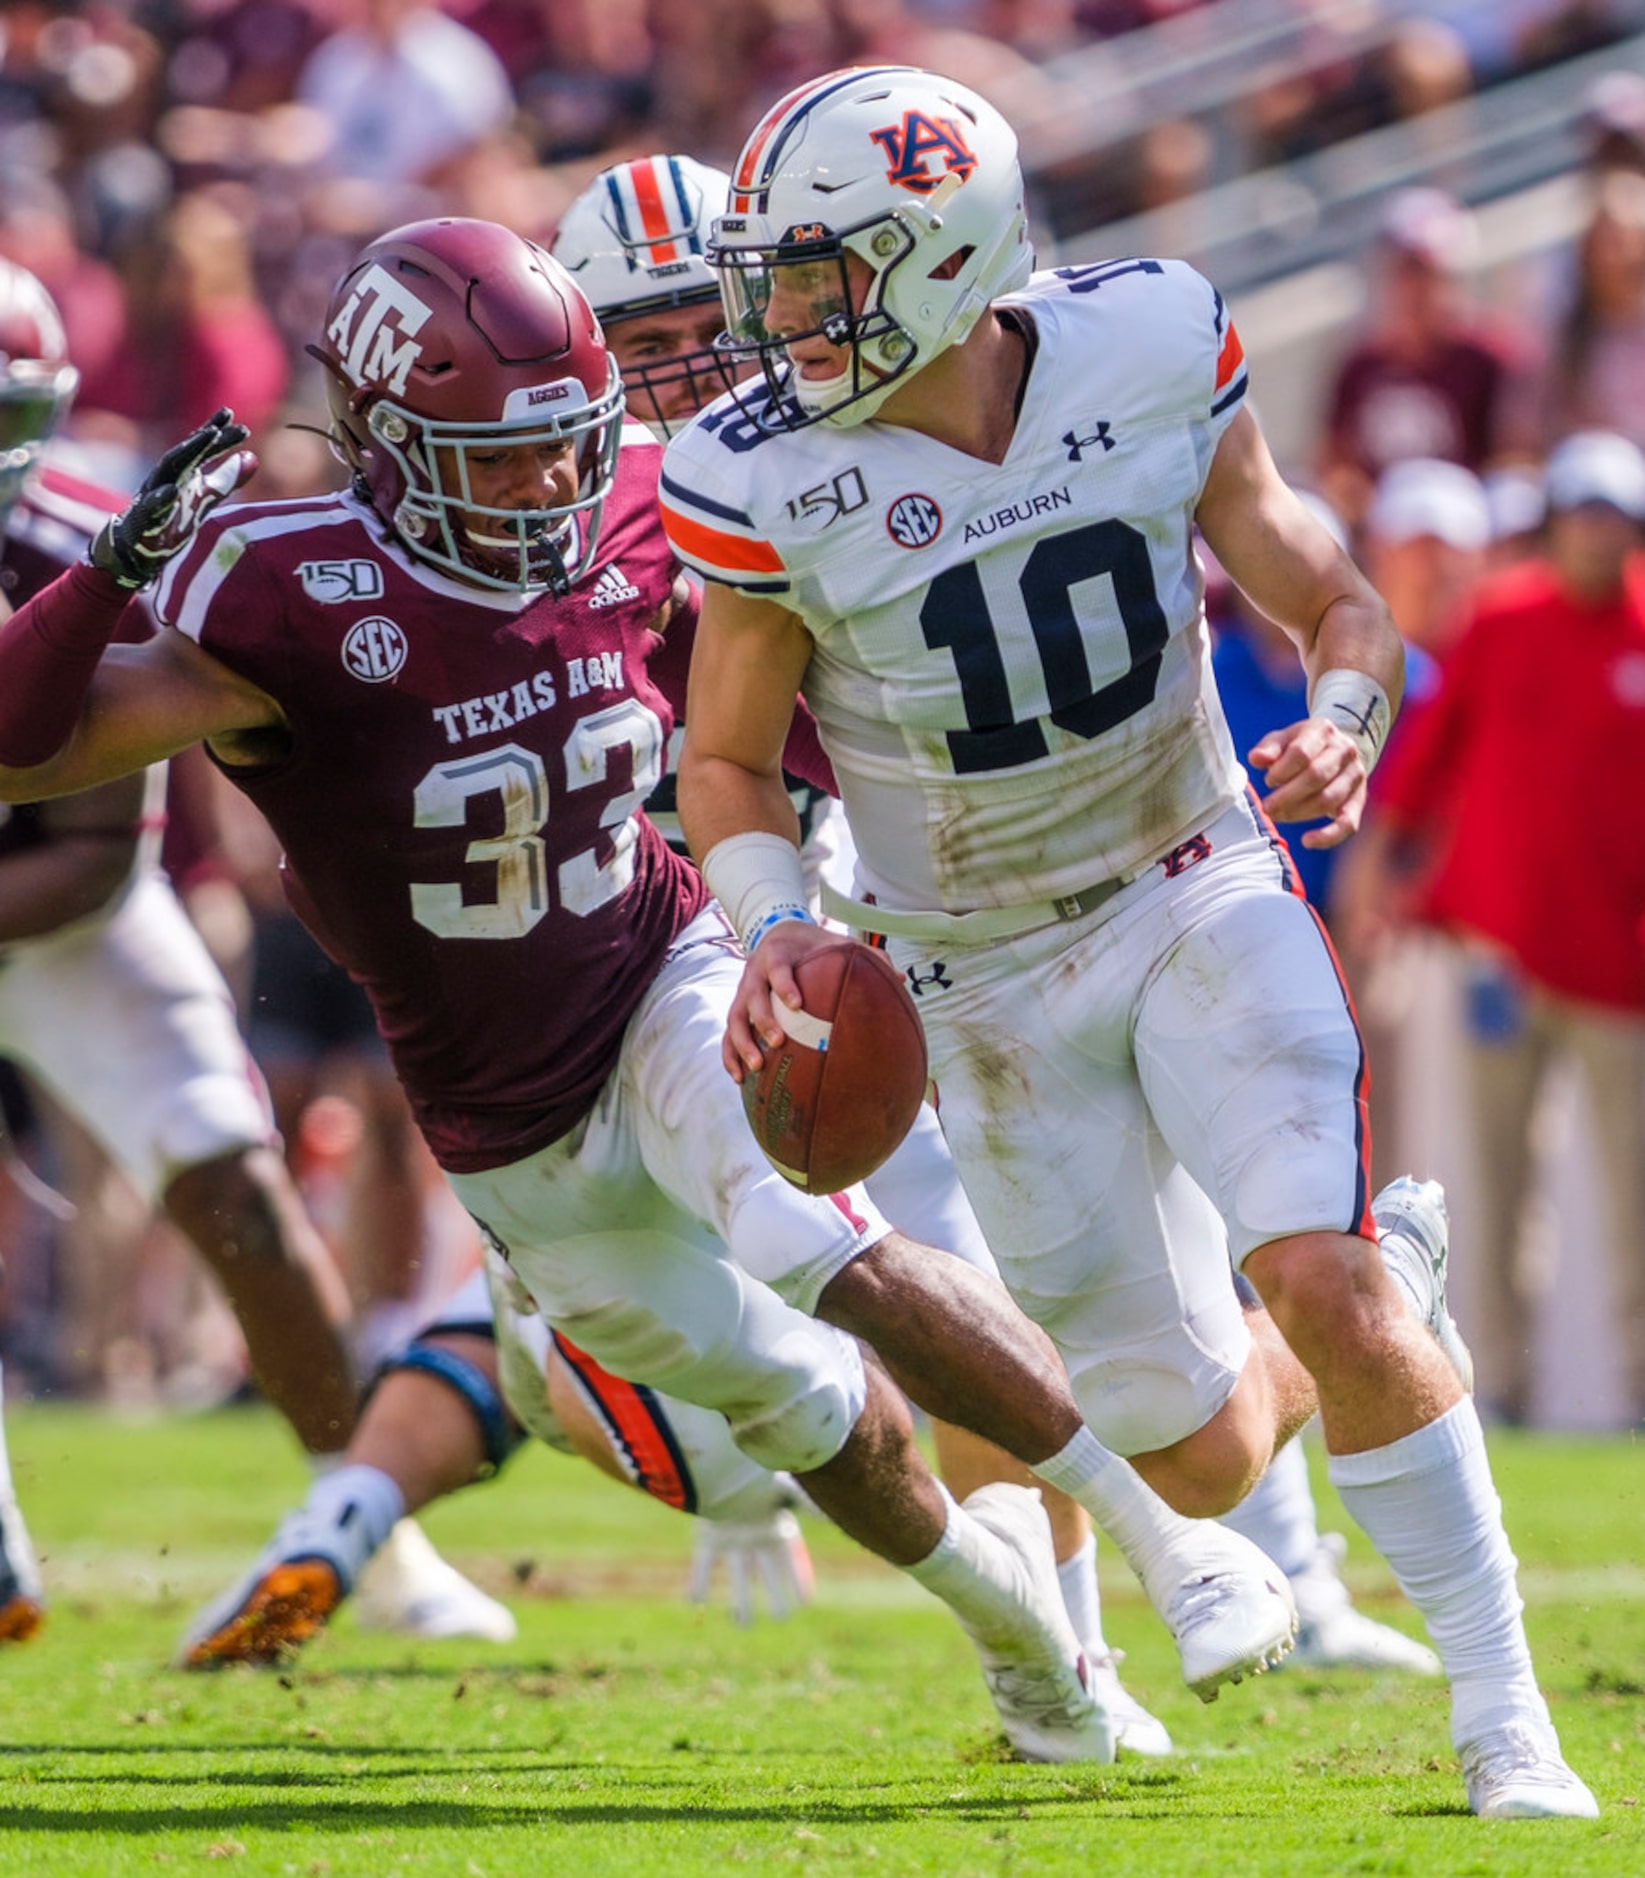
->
0, 1405, 1639, 1877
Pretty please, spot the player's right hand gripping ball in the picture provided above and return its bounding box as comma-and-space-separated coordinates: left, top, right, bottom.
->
90, 407, 257, 591
742, 938, 928, 1195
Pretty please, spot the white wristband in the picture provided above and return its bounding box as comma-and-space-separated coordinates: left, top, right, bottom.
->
1308, 667, 1392, 774
701, 831, 814, 953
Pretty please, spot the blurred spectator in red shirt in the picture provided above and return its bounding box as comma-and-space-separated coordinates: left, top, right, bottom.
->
1348, 431, 1645, 1425
1321, 188, 1525, 531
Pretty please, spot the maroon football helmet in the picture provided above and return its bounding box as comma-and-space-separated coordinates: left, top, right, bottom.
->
0, 258, 78, 523
312, 218, 624, 595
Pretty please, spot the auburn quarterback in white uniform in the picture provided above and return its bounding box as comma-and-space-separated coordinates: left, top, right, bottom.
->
669, 65, 1596, 1819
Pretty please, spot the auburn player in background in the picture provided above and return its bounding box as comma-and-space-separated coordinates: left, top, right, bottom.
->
669, 65, 1594, 1819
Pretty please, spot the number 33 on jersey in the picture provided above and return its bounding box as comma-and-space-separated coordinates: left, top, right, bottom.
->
661, 259, 1254, 912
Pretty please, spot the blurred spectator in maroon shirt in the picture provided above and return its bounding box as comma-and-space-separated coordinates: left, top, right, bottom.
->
460, 0, 653, 162
1321, 188, 1526, 532
74, 187, 289, 470
1526, 169, 1645, 453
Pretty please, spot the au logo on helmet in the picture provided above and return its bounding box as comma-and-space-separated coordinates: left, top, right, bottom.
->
868, 112, 979, 195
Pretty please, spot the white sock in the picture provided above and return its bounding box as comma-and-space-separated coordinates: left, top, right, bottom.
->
305, 1462, 404, 1559
0, 1363, 13, 1502
1033, 1426, 1209, 1612
1222, 1436, 1319, 1578
1055, 1533, 1106, 1656
904, 1482, 1043, 1652
1328, 1400, 1543, 1749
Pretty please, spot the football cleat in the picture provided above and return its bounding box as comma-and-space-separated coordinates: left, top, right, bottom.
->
0, 1488, 44, 1643
1087, 1649, 1173, 1755
961, 1484, 1115, 1763
1286, 1534, 1441, 1675
176, 1503, 363, 1669
1156, 1522, 1298, 1702
1460, 1717, 1599, 1819
1373, 1177, 1475, 1392
352, 1519, 517, 1644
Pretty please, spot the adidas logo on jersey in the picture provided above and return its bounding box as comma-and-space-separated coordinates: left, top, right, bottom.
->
586, 563, 641, 609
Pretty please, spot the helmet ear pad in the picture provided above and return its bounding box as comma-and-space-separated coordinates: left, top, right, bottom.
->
313, 217, 624, 593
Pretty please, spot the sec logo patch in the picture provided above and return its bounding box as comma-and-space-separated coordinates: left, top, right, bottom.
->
886, 493, 943, 548
342, 616, 408, 682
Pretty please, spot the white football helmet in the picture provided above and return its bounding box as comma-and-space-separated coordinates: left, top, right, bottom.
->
709, 65, 1032, 430
551, 155, 738, 436
0, 258, 78, 524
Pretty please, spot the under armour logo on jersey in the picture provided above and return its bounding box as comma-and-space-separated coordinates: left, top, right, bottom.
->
586, 563, 641, 609
341, 615, 408, 683
1064, 424, 1115, 461
868, 112, 978, 195
886, 493, 943, 548
906, 961, 953, 997
326, 263, 434, 395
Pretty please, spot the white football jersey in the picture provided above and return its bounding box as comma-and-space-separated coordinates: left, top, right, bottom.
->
662, 259, 1251, 911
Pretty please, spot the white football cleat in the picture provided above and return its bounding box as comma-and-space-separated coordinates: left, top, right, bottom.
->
177, 1503, 371, 1669
1286, 1535, 1441, 1675
961, 1485, 1116, 1764
353, 1519, 517, 1643
1373, 1177, 1475, 1392
1087, 1650, 1173, 1755
1460, 1717, 1599, 1818
1155, 1522, 1298, 1702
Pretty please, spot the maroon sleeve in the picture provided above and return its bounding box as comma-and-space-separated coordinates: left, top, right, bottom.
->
644, 577, 700, 719
0, 561, 139, 768
779, 696, 838, 797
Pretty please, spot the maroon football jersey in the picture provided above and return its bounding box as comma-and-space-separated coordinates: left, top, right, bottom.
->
153, 435, 710, 1172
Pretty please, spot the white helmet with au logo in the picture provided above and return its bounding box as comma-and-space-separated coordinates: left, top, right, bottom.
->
710, 64, 1032, 430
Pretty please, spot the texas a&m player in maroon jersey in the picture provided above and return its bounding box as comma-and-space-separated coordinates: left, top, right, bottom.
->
0, 218, 1312, 1760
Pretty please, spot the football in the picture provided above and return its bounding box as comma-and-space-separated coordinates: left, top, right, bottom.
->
741, 938, 929, 1195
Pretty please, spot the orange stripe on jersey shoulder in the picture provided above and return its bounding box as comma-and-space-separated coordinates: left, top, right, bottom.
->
1215, 320, 1245, 392
552, 1333, 693, 1511
660, 500, 787, 575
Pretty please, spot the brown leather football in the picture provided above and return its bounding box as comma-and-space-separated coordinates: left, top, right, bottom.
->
741, 938, 929, 1195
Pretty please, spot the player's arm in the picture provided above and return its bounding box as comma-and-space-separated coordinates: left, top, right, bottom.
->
0, 408, 279, 803
0, 600, 282, 805
1195, 404, 1404, 849
0, 772, 148, 943
677, 581, 839, 1079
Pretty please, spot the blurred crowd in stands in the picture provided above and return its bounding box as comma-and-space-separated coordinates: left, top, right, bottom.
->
0, 0, 1641, 1430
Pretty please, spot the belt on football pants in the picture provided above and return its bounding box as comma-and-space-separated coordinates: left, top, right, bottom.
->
820, 872, 1129, 946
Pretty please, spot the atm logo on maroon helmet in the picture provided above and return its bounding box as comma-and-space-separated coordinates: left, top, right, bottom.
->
868, 112, 978, 196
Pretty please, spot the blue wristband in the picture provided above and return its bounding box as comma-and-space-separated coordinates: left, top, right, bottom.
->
744, 906, 816, 954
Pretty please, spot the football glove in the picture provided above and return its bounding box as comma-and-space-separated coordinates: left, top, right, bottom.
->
89, 408, 257, 591
686, 1506, 816, 1626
